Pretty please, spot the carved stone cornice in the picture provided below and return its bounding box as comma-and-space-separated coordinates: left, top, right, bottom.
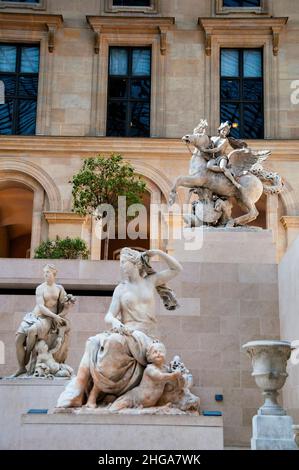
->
0, 137, 299, 161
198, 17, 288, 56
0, 12, 63, 52
86, 16, 175, 55
44, 212, 88, 224
280, 216, 299, 230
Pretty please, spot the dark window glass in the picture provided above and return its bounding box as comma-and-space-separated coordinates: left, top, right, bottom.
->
107, 47, 151, 137
0, 43, 39, 135
220, 48, 263, 139
223, 0, 260, 6
221, 79, 240, 100
113, 1, 151, 6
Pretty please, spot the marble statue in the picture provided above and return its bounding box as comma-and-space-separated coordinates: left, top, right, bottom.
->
109, 341, 182, 411
56, 248, 199, 414
34, 339, 73, 379
12, 264, 76, 378
184, 188, 233, 227
169, 119, 283, 227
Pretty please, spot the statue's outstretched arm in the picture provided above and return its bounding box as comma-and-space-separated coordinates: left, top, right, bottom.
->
146, 249, 182, 287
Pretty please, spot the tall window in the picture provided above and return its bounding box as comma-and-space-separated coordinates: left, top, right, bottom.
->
223, 0, 260, 6
0, 44, 39, 135
220, 48, 264, 139
112, 1, 151, 6
107, 47, 151, 137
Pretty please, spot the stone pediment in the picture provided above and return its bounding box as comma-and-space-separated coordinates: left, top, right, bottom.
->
199, 17, 288, 56
86, 15, 175, 55
0, 12, 63, 52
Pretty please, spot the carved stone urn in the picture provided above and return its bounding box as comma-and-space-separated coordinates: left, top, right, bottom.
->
243, 340, 292, 416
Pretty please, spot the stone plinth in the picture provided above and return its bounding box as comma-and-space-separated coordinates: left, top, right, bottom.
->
0, 378, 69, 450
20, 412, 224, 450
172, 229, 276, 264
252, 415, 297, 450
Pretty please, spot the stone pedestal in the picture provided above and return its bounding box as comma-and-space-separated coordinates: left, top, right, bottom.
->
0, 378, 69, 450
172, 228, 276, 264
0, 378, 223, 450
20, 412, 224, 450
252, 415, 297, 450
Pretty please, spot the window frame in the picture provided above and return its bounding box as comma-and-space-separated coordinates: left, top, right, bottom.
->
216, 0, 269, 15
0, 13, 63, 134
87, 16, 174, 138
0, 42, 40, 135
199, 17, 288, 139
104, 0, 159, 14
106, 45, 152, 137
220, 47, 264, 139
0, 0, 46, 11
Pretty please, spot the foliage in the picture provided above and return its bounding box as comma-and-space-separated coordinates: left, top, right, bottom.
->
34, 237, 89, 260
70, 154, 147, 217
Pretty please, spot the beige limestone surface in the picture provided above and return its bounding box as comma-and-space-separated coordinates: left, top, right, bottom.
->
20, 412, 224, 450
279, 235, 299, 424
0, 1, 299, 260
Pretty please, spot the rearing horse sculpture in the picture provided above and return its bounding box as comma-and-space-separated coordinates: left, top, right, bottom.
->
169, 127, 283, 227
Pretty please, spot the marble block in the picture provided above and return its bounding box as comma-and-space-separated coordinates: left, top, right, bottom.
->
251, 414, 297, 450
20, 412, 224, 450
172, 229, 276, 264
0, 378, 69, 450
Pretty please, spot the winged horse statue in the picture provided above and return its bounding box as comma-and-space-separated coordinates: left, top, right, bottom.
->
169, 120, 283, 227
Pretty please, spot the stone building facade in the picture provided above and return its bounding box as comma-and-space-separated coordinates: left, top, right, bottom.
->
0, 0, 298, 260
0, 0, 299, 449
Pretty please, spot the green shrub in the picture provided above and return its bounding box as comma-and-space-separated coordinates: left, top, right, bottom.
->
34, 237, 89, 260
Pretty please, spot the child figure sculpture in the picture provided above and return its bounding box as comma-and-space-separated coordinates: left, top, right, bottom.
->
109, 341, 182, 411
34, 339, 73, 378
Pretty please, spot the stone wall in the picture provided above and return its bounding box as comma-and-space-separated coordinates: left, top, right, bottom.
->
279, 235, 299, 424
0, 233, 281, 447
0, 0, 298, 138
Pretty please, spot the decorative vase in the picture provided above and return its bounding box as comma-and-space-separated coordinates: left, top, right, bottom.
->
242, 340, 292, 416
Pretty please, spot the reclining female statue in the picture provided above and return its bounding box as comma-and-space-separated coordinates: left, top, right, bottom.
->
56, 248, 184, 409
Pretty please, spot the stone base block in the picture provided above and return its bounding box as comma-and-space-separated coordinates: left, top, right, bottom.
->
21, 412, 224, 450
251, 414, 297, 450
0, 379, 223, 450
0, 378, 69, 450
172, 228, 276, 264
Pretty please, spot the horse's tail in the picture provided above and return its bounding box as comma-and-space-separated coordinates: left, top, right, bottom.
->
251, 167, 284, 195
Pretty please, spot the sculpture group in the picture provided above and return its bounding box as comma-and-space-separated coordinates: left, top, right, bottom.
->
13, 264, 75, 379
56, 248, 199, 414
169, 120, 283, 227
11, 251, 199, 415
9, 121, 284, 415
